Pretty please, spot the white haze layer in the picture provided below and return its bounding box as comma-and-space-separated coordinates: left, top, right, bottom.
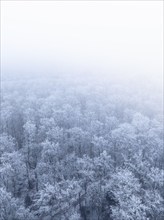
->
1, 1, 163, 89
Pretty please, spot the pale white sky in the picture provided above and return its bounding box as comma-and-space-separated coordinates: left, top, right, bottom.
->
1, 1, 163, 79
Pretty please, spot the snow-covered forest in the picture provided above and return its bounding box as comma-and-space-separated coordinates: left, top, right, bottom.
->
0, 73, 163, 220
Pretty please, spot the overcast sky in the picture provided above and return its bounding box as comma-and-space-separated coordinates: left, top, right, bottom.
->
1, 1, 163, 80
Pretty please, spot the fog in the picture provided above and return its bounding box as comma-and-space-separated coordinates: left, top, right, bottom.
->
1, 2, 164, 219
1, 1, 163, 84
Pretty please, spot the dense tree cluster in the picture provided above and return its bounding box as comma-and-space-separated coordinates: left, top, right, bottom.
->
0, 74, 163, 220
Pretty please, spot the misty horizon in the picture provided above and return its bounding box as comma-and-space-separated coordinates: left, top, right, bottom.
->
1, 1, 163, 81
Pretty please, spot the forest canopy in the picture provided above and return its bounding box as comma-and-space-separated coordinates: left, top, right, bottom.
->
0, 73, 163, 220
